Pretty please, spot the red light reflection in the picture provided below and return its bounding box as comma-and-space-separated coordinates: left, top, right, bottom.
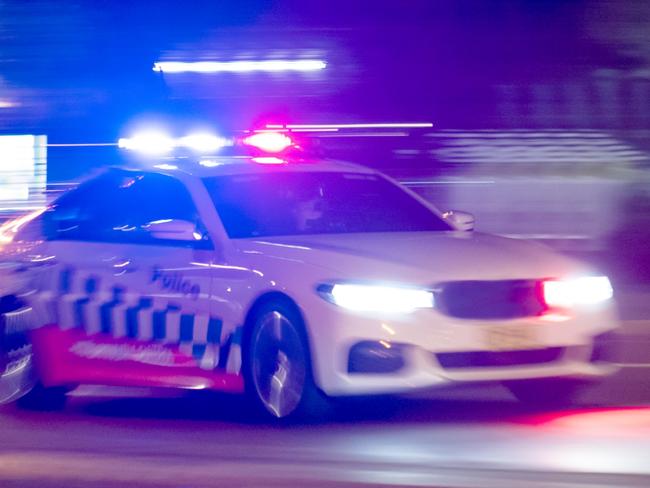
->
524, 407, 650, 437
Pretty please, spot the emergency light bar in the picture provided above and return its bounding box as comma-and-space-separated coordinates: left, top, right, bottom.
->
118, 132, 231, 155
118, 130, 296, 157
242, 132, 294, 153
118, 131, 175, 155
180, 134, 229, 153
118, 120, 429, 158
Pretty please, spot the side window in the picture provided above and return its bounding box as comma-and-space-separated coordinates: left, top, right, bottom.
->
44, 174, 121, 242
45, 171, 212, 249
118, 173, 212, 249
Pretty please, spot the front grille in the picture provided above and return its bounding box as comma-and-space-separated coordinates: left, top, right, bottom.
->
436, 347, 564, 369
434, 280, 546, 319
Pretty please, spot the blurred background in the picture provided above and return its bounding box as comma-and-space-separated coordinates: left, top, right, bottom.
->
0, 2, 649, 487
1, 0, 649, 284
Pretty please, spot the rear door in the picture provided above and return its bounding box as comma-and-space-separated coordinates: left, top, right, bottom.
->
30, 169, 238, 389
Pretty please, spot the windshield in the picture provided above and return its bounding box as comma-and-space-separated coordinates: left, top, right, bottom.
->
203, 171, 451, 238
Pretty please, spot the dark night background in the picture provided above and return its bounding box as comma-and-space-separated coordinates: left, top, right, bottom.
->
2, 1, 649, 141
1, 0, 649, 277
0, 6, 650, 487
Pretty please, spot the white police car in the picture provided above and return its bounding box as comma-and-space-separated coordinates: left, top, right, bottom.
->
0, 133, 619, 418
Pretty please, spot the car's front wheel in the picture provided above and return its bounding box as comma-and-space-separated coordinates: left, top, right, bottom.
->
244, 301, 326, 419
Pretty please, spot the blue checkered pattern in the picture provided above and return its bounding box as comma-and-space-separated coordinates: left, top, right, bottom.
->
29, 267, 242, 373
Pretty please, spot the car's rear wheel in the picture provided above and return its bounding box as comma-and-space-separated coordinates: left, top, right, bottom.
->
244, 301, 326, 419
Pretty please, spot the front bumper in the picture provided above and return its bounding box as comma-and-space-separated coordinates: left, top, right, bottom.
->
303, 296, 620, 396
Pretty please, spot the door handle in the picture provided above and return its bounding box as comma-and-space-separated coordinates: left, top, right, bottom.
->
16, 257, 59, 271
111, 258, 138, 275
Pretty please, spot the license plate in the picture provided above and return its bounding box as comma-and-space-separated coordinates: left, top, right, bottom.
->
484, 325, 539, 351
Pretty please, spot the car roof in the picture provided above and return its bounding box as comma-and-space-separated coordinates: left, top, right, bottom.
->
120, 157, 377, 179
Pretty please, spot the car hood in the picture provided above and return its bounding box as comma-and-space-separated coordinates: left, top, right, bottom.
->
234, 231, 590, 284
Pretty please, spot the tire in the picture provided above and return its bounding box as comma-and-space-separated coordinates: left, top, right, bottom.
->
0, 297, 70, 411
0, 297, 38, 405
243, 300, 327, 420
505, 379, 585, 408
16, 382, 68, 411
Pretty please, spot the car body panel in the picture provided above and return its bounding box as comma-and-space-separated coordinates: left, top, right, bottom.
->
0, 158, 620, 401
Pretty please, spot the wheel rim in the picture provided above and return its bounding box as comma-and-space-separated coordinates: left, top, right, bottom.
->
0, 306, 37, 404
251, 310, 307, 418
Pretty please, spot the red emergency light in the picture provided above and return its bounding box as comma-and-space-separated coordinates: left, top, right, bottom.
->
242, 132, 294, 153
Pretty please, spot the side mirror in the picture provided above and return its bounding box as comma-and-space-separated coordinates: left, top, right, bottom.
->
443, 210, 475, 232
144, 219, 202, 242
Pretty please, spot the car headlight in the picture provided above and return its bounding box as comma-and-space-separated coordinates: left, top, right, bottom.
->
542, 276, 613, 308
318, 283, 434, 313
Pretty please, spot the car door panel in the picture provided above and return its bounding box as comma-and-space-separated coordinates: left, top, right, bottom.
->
26, 169, 245, 391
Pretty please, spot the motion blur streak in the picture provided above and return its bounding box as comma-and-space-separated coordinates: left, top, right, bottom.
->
0, 207, 46, 243
118, 132, 174, 155
153, 59, 327, 73
0, 135, 47, 213
282, 123, 434, 129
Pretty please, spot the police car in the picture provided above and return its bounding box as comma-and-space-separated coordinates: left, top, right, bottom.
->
0, 131, 619, 418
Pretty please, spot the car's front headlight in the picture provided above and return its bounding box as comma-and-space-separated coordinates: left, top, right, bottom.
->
542, 276, 613, 308
317, 283, 435, 313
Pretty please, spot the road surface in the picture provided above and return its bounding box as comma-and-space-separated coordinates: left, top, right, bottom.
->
0, 285, 648, 487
